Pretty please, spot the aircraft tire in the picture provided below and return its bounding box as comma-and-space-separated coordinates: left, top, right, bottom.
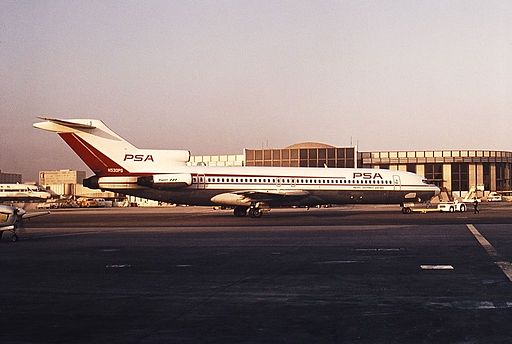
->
234, 206, 248, 217
11, 234, 18, 242
251, 208, 262, 218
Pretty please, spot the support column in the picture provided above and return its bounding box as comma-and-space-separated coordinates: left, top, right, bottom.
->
469, 164, 477, 189
490, 164, 497, 191
416, 165, 425, 177
476, 163, 484, 186
443, 164, 452, 192
505, 164, 511, 190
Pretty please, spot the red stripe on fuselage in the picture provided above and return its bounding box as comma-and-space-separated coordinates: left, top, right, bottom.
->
58, 133, 131, 176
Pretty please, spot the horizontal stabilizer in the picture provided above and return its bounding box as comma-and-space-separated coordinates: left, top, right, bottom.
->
37, 117, 96, 130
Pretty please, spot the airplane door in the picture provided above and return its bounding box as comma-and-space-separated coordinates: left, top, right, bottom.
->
197, 174, 206, 189
393, 175, 401, 191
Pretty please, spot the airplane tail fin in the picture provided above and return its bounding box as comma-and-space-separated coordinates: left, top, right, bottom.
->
33, 117, 190, 176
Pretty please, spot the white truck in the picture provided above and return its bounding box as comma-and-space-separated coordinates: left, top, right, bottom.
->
401, 200, 466, 214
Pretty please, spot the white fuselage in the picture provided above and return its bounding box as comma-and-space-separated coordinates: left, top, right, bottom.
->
91, 165, 439, 207
0, 184, 51, 202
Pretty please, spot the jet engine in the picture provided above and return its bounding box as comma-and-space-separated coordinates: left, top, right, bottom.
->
83, 176, 145, 190
137, 174, 192, 189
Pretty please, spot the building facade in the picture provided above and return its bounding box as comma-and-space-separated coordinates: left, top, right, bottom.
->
188, 154, 244, 167
39, 169, 119, 199
191, 144, 512, 196
245, 143, 357, 168
360, 150, 512, 196
0, 170, 22, 183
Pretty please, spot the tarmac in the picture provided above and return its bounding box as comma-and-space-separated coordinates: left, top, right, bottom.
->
2, 204, 512, 343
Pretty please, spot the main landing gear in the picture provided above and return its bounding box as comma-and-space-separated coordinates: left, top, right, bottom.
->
234, 206, 248, 217
233, 206, 263, 218
248, 207, 262, 218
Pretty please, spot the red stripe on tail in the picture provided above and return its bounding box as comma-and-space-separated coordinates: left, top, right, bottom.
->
58, 133, 131, 176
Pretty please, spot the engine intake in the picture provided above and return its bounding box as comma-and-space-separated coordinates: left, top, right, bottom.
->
83, 176, 100, 189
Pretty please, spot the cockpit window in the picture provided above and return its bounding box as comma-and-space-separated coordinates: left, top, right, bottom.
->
0, 213, 9, 222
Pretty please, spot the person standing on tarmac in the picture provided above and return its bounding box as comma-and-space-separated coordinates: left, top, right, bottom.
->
473, 197, 480, 214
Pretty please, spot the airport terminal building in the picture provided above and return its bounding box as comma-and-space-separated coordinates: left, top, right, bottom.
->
192, 143, 512, 196
0, 170, 22, 184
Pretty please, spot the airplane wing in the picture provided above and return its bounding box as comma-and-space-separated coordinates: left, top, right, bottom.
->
22, 211, 50, 220
211, 189, 310, 206
235, 189, 309, 200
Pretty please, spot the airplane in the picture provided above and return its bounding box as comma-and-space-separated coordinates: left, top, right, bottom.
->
0, 205, 49, 242
0, 183, 52, 203
34, 117, 440, 218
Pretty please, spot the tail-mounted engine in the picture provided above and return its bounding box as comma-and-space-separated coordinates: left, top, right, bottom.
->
137, 174, 192, 189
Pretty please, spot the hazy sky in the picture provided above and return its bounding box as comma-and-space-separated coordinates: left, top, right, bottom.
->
1, 1, 511, 181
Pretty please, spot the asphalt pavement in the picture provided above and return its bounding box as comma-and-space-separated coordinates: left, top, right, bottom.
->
1, 205, 512, 343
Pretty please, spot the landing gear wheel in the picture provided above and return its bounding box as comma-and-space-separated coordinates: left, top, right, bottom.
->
234, 206, 248, 217
11, 233, 18, 242
248, 208, 263, 218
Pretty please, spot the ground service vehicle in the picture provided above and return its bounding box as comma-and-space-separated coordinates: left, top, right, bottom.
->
487, 192, 503, 202
402, 200, 466, 214
77, 198, 99, 208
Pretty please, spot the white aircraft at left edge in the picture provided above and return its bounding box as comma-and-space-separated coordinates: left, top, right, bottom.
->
0, 205, 49, 242
34, 117, 440, 218
0, 183, 51, 203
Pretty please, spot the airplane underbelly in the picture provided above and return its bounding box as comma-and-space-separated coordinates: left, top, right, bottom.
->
102, 187, 436, 207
